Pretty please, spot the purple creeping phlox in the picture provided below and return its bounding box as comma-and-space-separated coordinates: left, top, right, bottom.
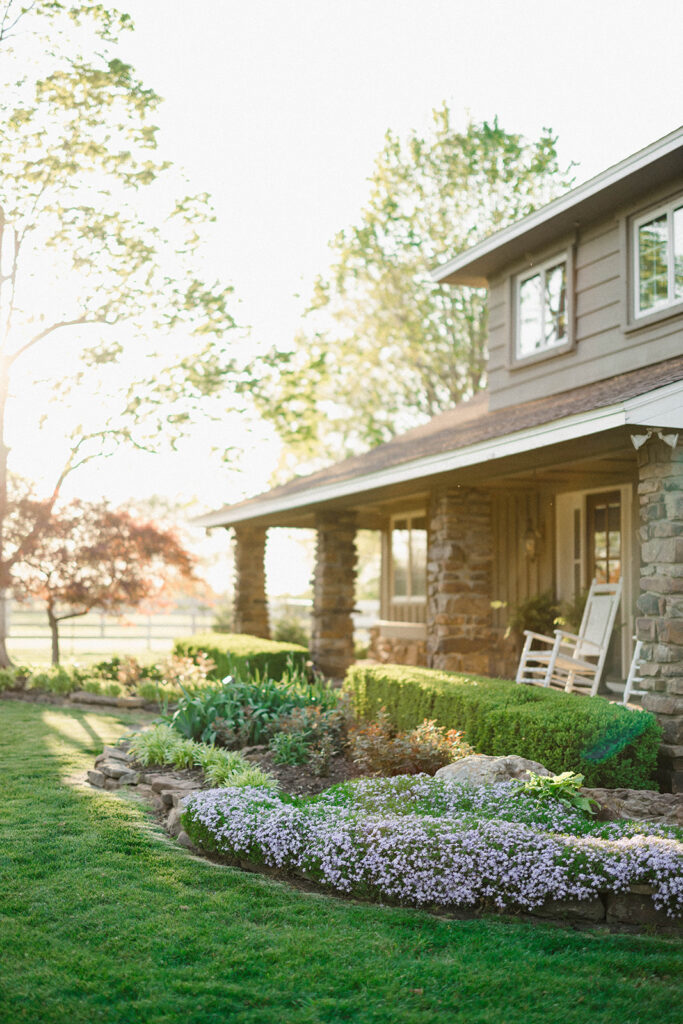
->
182, 776, 683, 916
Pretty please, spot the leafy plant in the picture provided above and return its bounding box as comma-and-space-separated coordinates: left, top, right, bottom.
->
269, 732, 310, 766
167, 660, 339, 747
520, 771, 598, 815
349, 710, 473, 777
127, 724, 277, 790
506, 592, 561, 639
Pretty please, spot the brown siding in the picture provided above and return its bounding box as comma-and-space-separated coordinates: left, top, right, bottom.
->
487, 180, 683, 411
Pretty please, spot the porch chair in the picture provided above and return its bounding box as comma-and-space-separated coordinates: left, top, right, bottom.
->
515, 578, 622, 697
622, 638, 647, 705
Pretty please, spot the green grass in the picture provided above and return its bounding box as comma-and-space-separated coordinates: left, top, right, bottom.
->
0, 700, 680, 1024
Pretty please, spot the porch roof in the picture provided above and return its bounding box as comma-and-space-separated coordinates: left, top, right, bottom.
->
432, 125, 683, 287
194, 356, 683, 530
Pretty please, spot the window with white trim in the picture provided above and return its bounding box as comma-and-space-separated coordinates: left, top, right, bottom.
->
515, 254, 568, 359
633, 197, 683, 318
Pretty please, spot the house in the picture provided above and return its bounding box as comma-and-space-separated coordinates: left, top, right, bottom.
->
196, 127, 683, 790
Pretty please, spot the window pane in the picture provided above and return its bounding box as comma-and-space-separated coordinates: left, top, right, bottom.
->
674, 205, 683, 301
518, 273, 542, 356
544, 262, 567, 347
392, 529, 409, 597
410, 529, 427, 597
639, 214, 669, 311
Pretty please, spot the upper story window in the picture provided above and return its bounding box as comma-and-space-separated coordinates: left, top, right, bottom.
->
633, 197, 683, 318
515, 254, 568, 360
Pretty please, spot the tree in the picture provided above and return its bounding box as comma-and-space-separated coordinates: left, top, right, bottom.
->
247, 109, 574, 464
12, 499, 196, 665
0, 3, 237, 663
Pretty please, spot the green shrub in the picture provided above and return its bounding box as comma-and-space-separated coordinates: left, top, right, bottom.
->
173, 632, 308, 680
273, 614, 310, 648
344, 664, 662, 789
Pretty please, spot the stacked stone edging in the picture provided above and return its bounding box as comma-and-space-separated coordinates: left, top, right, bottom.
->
87, 745, 681, 934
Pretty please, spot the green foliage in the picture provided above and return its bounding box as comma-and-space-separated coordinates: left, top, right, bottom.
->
506, 592, 561, 638
246, 109, 574, 462
269, 732, 311, 766
127, 723, 276, 790
349, 709, 474, 777
520, 771, 598, 815
272, 614, 310, 648
344, 664, 662, 789
173, 632, 308, 680
167, 661, 338, 747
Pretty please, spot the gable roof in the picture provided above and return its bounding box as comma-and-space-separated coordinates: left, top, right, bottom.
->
194, 355, 683, 529
433, 125, 683, 287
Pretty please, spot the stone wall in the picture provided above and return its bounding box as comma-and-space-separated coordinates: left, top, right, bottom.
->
636, 438, 683, 792
368, 627, 427, 667
426, 487, 502, 676
232, 525, 270, 638
311, 511, 357, 679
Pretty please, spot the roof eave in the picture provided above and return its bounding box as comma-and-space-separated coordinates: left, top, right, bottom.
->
432, 125, 683, 286
192, 379, 683, 531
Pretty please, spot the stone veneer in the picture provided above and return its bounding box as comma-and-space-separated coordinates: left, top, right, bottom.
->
636, 438, 683, 793
368, 627, 428, 667
232, 524, 270, 638
426, 487, 499, 676
310, 511, 357, 679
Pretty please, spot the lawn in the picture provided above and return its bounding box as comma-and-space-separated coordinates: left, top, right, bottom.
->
0, 700, 680, 1024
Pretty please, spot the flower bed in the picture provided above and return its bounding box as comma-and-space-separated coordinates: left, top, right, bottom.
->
182, 775, 683, 919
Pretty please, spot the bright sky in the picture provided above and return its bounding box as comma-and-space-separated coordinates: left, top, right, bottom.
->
12, 0, 683, 594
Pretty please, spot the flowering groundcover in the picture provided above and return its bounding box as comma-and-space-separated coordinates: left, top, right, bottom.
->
182, 775, 683, 917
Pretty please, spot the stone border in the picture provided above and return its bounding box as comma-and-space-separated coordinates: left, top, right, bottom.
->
88, 744, 682, 935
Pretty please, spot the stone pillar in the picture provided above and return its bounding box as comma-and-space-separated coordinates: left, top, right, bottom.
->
426, 486, 497, 676
232, 525, 270, 638
636, 438, 683, 792
311, 511, 357, 679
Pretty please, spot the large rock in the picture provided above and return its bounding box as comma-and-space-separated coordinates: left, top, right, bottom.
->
584, 788, 683, 825
435, 754, 551, 785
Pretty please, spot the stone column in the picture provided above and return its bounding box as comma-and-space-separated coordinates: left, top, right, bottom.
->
311, 511, 357, 679
426, 486, 497, 676
232, 525, 270, 638
636, 437, 683, 792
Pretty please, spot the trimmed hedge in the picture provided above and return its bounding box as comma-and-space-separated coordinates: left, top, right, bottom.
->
173, 633, 308, 680
344, 663, 662, 789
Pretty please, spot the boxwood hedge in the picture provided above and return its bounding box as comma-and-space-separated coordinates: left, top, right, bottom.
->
344, 663, 661, 789
173, 633, 308, 681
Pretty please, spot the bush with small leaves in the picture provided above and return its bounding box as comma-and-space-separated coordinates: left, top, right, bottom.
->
349, 710, 474, 776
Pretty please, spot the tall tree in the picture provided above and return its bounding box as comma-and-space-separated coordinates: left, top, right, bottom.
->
12, 499, 196, 665
0, 3, 236, 663
248, 109, 574, 464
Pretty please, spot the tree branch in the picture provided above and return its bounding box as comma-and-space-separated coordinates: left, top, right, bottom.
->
8, 316, 98, 366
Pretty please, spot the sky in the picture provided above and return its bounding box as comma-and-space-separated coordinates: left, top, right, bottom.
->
11, 0, 683, 595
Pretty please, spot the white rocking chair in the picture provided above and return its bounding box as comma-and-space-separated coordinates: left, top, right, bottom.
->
622, 638, 647, 705
516, 579, 623, 697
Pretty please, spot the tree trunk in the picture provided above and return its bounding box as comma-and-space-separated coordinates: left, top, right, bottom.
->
0, 357, 11, 668
47, 604, 60, 666
0, 589, 10, 666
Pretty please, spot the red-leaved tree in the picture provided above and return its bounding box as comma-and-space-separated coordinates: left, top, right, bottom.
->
12, 499, 197, 664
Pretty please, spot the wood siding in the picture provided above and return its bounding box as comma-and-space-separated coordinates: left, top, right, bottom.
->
490, 488, 555, 636
487, 179, 683, 412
